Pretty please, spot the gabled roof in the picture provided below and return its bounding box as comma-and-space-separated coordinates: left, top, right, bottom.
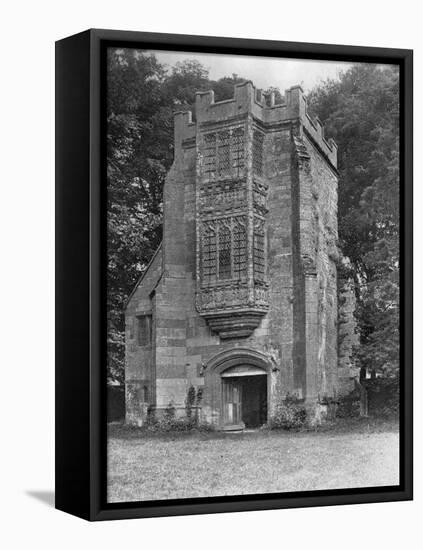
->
124, 243, 163, 310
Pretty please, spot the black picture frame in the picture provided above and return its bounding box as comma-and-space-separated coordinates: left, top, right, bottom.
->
55, 28, 413, 521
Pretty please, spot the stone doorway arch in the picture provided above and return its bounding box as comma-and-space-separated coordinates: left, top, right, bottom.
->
206, 348, 272, 430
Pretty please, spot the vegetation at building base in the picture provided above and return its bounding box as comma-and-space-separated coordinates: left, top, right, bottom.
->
108, 385, 399, 435
322, 379, 399, 424
267, 380, 399, 432
144, 413, 215, 433
335, 388, 361, 419
363, 378, 400, 418
107, 49, 400, 398
141, 386, 212, 432
268, 394, 308, 431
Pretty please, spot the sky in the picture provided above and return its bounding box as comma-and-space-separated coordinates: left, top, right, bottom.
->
148, 49, 354, 93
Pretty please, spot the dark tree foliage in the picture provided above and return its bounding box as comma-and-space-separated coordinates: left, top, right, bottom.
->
308, 64, 400, 377
162, 60, 210, 106
107, 49, 172, 383
106, 50, 246, 383
210, 74, 246, 101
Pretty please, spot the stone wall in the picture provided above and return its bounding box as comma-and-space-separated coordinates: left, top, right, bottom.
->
125, 82, 346, 427
338, 275, 359, 394
124, 246, 162, 425
304, 133, 339, 400
290, 123, 338, 403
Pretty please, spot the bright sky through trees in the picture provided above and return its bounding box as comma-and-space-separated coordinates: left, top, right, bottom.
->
153, 50, 352, 93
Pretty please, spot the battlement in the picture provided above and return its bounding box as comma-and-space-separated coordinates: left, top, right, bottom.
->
174, 81, 337, 168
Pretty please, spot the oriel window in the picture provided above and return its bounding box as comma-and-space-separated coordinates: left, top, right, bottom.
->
202, 217, 248, 282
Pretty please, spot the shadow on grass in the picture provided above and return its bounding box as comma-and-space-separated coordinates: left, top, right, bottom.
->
108, 416, 399, 441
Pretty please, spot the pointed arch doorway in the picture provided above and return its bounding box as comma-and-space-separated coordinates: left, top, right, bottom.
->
206, 348, 271, 430
222, 365, 268, 429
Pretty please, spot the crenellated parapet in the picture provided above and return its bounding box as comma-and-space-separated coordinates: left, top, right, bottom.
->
174, 81, 337, 169
173, 109, 196, 153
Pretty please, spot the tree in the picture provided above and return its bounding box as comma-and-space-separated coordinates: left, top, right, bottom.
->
162, 60, 210, 106
107, 49, 172, 383
209, 74, 246, 101
308, 64, 400, 376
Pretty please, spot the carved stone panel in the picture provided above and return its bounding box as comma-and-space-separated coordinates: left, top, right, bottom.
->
196, 123, 270, 338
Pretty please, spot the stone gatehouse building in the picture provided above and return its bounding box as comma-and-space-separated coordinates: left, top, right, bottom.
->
125, 81, 355, 429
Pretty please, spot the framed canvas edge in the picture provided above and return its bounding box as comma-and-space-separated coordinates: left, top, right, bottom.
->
56, 28, 413, 522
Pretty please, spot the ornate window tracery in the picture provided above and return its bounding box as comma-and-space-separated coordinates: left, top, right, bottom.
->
202, 225, 216, 283
233, 222, 247, 279
204, 133, 217, 176
217, 131, 231, 177
253, 233, 265, 280
253, 217, 266, 281
218, 224, 231, 279
201, 217, 247, 283
202, 127, 245, 179
232, 127, 245, 176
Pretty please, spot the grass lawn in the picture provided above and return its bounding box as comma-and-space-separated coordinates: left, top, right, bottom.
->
107, 420, 399, 503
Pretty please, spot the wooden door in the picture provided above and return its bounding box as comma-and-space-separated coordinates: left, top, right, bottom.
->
223, 379, 242, 426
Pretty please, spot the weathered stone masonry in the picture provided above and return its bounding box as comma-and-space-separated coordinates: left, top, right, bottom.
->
125, 81, 355, 428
